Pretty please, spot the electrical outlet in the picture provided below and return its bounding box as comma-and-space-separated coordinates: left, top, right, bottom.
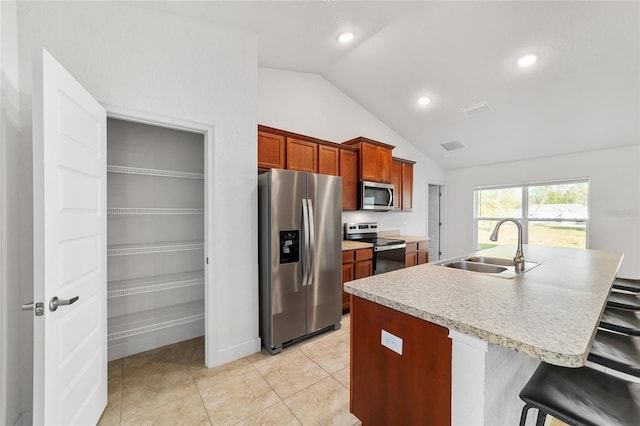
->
381, 329, 403, 355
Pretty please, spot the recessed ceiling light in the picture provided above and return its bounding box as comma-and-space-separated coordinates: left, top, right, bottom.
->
518, 54, 537, 68
338, 32, 354, 43
418, 96, 431, 106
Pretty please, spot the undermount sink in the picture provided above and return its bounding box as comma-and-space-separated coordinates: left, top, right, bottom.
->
442, 261, 508, 274
435, 256, 541, 279
463, 256, 516, 267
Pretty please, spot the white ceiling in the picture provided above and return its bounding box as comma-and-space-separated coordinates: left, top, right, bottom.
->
136, 1, 640, 169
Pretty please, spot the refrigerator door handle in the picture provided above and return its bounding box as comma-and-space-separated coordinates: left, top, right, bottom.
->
301, 198, 310, 286
306, 198, 315, 286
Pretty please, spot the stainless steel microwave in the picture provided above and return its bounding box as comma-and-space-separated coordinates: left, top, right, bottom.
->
360, 181, 395, 211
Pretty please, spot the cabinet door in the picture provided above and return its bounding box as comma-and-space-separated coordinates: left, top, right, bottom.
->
287, 137, 318, 172
318, 145, 339, 176
258, 131, 285, 170
340, 150, 358, 210
342, 262, 355, 283
401, 162, 413, 210
418, 241, 429, 264
360, 143, 380, 182
355, 260, 373, 279
390, 160, 402, 210
405, 252, 418, 268
378, 147, 392, 183
342, 261, 355, 312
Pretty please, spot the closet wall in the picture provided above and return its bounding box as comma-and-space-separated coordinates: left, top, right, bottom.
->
106, 118, 206, 360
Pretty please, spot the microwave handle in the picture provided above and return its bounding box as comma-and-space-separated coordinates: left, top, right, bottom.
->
388, 188, 393, 207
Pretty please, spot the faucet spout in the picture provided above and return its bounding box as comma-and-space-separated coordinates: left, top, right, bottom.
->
489, 218, 525, 273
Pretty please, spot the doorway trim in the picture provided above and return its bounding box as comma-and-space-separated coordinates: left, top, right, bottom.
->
428, 183, 446, 261
104, 105, 216, 367
0, 57, 8, 426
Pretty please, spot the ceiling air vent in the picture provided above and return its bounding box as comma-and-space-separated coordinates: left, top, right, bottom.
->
462, 102, 491, 116
441, 140, 465, 151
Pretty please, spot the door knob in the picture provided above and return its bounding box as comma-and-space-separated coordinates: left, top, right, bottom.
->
49, 296, 79, 312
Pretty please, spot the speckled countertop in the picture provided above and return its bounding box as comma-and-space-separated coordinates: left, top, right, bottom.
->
378, 230, 428, 244
344, 245, 623, 367
342, 240, 374, 251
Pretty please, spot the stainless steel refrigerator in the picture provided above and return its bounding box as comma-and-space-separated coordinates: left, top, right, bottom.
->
258, 169, 342, 354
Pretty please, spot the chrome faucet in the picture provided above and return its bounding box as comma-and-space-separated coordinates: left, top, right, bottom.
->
489, 219, 525, 273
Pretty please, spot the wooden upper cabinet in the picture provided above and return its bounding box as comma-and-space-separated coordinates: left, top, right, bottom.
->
340, 148, 358, 210
287, 137, 318, 172
318, 145, 340, 176
342, 137, 395, 184
391, 157, 416, 211
391, 160, 402, 210
402, 161, 414, 210
258, 130, 285, 171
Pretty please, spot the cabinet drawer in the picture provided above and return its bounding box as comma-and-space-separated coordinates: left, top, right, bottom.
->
342, 250, 355, 263
355, 248, 373, 261
405, 242, 418, 254
418, 241, 428, 251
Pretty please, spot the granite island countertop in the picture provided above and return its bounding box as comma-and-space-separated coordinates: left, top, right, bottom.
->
344, 244, 623, 367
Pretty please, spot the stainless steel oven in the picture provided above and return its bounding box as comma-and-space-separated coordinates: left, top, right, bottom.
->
344, 222, 406, 275
374, 240, 407, 274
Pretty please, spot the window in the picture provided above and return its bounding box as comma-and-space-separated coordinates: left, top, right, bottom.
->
474, 180, 589, 249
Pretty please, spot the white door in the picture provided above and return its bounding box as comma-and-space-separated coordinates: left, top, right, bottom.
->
32, 48, 107, 425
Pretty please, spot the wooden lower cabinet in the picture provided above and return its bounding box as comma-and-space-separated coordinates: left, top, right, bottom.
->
350, 296, 452, 425
342, 248, 373, 312
405, 241, 429, 267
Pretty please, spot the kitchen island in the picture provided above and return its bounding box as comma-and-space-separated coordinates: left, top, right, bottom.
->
344, 244, 623, 425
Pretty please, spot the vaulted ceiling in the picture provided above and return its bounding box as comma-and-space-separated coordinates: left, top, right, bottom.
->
137, 1, 640, 169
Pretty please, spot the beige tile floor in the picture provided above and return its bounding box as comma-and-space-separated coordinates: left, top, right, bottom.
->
98, 314, 359, 426
99, 311, 568, 426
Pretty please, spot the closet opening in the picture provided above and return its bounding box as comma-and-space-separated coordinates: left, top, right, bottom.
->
105, 116, 207, 361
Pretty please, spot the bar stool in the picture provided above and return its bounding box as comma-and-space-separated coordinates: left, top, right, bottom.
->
607, 291, 640, 310
613, 278, 640, 293
599, 307, 640, 336
588, 329, 640, 377
518, 363, 640, 426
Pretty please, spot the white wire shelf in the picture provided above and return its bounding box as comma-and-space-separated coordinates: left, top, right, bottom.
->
107, 208, 204, 215
108, 270, 204, 298
107, 165, 204, 180
108, 301, 204, 342
107, 241, 204, 257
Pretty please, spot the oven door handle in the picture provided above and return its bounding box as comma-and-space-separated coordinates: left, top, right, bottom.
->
375, 243, 406, 252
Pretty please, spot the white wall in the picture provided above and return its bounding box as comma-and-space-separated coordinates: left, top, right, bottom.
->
14, 1, 259, 418
258, 67, 445, 237
446, 145, 640, 278
1, 1, 21, 424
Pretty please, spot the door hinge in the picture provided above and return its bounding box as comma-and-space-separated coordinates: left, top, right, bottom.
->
206, 257, 209, 265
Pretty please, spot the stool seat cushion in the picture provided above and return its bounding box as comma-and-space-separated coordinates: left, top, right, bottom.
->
588, 330, 640, 376
607, 292, 640, 310
613, 278, 640, 293
519, 364, 640, 426
600, 307, 640, 336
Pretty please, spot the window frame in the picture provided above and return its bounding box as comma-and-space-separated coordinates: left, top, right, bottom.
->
473, 178, 590, 249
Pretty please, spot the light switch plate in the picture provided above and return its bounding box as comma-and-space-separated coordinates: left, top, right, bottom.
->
381, 329, 403, 355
